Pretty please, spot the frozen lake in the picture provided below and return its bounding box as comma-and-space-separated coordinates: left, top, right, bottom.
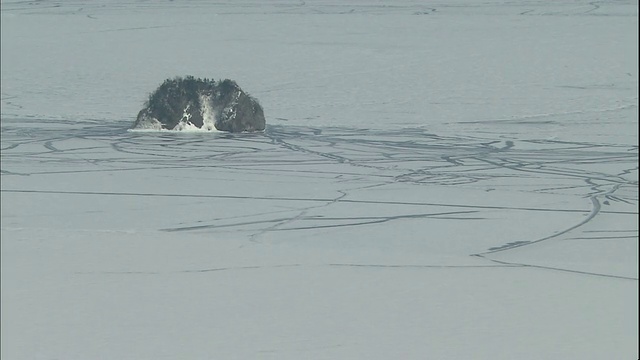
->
1, 1, 638, 359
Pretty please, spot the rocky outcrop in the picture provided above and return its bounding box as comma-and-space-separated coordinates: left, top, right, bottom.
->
133, 76, 265, 132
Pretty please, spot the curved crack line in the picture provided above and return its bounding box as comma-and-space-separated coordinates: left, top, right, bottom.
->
471, 184, 637, 281
475, 183, 624, 255
470, 256, 638, 281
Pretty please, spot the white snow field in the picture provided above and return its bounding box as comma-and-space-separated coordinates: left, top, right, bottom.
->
1, 1, 638, 359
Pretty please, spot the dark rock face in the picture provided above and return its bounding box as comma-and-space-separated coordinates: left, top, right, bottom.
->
133, 76, 265, 132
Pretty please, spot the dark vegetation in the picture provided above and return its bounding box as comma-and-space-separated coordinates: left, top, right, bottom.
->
134, 76, 265, 132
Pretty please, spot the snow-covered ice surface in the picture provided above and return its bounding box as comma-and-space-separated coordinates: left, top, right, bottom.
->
1, 1, 638, 359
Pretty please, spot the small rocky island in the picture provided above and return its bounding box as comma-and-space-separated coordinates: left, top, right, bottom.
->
133, 76, 265, 132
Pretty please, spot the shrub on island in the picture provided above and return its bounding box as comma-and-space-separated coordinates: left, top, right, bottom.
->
133, 76, 265, 132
